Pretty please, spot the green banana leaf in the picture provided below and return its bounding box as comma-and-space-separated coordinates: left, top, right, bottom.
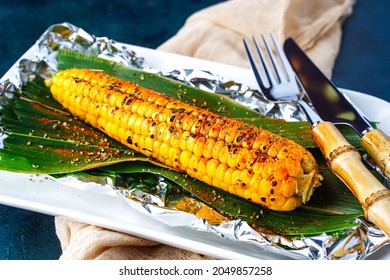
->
0, 49, 364, 236
99, 161, 362, 236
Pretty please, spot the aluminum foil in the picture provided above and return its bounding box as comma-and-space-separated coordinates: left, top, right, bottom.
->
0, 22, 388, 260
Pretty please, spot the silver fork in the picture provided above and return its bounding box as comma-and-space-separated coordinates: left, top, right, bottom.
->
243, 34, 320, 123
243, 34, 390, 237
244, 33, 390, 187
243, 34, 300, 101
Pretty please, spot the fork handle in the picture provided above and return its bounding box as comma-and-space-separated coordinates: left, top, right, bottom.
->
311, 121, 390, 238
361, 128, 390, 180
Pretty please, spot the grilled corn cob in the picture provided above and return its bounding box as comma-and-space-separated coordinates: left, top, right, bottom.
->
46, 68, 322, 211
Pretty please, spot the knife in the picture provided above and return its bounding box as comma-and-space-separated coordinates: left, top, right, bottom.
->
273, 37, 390, 238
283, 38, 390, 181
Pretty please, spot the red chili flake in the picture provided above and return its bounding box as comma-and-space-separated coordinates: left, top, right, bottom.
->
38, 117, 51, 124
55, 148, 75, 158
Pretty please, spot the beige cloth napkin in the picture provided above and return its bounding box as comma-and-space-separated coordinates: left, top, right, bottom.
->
55, 0, 355, 260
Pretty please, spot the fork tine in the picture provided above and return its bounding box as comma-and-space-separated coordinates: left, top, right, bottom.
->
252, 36, 276, 89
260, 34, 286, 84
269, 33, 295, 82
243, 38, 269, 93
244, 33, 301, 101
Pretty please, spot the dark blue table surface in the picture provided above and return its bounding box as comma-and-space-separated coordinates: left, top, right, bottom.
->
0, 0, 389, 260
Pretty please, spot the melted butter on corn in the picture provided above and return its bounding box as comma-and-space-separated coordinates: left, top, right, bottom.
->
46, 68, 322, 211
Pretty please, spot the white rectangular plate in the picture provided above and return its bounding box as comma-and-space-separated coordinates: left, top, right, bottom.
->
0, 44, 389, 260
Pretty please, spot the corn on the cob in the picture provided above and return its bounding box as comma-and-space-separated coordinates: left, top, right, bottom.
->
46, 68, 322, 211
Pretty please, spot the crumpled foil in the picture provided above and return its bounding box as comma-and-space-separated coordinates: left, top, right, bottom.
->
0, 22, 388, 260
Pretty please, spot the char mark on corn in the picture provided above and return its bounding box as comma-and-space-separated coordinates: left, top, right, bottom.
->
47, 68, 322, 211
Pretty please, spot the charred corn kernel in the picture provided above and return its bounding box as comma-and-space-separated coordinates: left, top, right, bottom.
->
231, 169, 241, 186
203, 138, 215, 159
246, 150, 259, 169
48, 68, 322, 211
174, 113, 186, 129
219, 145, 230, 164
186, 133, 197, 152
193, 136, 206, 157
169, 131, 181, 149
179, 131, 190, 150
188, 153, 199, 172
270, 195, 287, 210
269, 180, 281, 196
227, 148, 239, 168
236, 149, 249, 170
225, 126, 238, 143
162, 125, 174, 143
208, 124, 221, 139
212, 141, 224, 160
240, 169, 251, 187
144, 103, 157, 119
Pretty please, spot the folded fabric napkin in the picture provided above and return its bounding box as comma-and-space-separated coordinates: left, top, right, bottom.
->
55, 0, 355, 260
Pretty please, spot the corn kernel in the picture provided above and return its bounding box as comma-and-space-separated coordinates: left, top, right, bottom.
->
179, 130, 190, 150
179, 150, 192, 168
133, 116, 144, 135
258, 178, 272, 196
215, 163, 228, 183
269, 195, 287, 210
193, 136, 206, 157
206, 159, 219, 177
159, 142, 170, 160
203, 138, 215, 159
186, 133, 197, 152
223, 167, 234, 186
282, 177, 298, 198
156, 122, 168, 141
188, 154, 199, 172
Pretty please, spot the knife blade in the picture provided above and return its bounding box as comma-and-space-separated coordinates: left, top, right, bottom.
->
283, 38, 390, 180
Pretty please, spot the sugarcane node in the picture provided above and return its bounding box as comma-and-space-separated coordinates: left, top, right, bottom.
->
327, 144, 359, 165
381, 153, 390, 177
363, 189, 390, 211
